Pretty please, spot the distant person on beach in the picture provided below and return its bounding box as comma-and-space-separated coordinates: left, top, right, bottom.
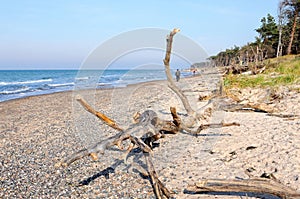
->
175, 69, 180, 82
193, 68, 197, 76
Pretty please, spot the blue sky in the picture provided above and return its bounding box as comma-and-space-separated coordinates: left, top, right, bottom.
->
0, 0, 279, 69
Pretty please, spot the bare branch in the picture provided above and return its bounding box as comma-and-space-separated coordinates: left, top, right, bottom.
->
76, 97, 123, 131
144, 153, 173, 199
163, 28, 196, 117
183, 122, 240, 135
55, 131, 131, 167
162, 29, 221, 128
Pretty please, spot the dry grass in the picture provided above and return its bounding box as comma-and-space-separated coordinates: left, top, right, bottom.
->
224, 55, 300, 89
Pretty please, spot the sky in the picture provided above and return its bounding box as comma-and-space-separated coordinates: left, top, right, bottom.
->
0, 0, 279, 70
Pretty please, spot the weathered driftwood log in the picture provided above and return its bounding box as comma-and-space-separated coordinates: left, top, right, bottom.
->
221, 103, 270, 113
57, 96, 238, 198
57, 98, 176, 198
186, 178, 300, 199
57, 103, 179, 165
267, 113, 300, 120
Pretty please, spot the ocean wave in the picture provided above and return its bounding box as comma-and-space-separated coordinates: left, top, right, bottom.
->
0, 87, 30, 95
48, 82, 75, 87
97, 82, 112, 86
0, 79, 53, 86
75, 77, 89, 80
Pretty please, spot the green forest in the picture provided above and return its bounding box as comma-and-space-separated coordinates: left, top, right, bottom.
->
210, 0, 300, 67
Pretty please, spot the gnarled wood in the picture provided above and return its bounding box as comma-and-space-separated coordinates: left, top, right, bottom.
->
58, 98, 176, 197
186, 178, 300, 199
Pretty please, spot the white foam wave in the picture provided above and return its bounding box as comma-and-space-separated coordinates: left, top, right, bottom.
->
48, 82, 74, 87
0, 87, 30, 94
0, 79, 53, 86
97, 82, 112, 86
75, 77, 89, 80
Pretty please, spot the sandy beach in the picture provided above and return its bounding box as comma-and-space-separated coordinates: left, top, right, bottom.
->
1, 70, 299, 199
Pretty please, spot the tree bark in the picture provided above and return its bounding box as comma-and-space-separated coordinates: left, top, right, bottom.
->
287, 7, 298, 55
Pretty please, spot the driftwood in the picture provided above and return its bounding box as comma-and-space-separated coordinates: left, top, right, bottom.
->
57, 97, 237, 198
186, 178, 300, 199
221, 62, 266, 75
56, 28, 299, 199
58, 98, 235, 198
221, 103, 270, 113
163, 28, 196, 118
267, 113, 300, 120
58, 100, 178, 198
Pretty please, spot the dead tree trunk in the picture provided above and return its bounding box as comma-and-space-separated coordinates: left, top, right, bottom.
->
287, 8, 298, 55
277, 1, 284, 57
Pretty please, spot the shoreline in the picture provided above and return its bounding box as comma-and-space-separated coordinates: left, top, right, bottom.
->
0, 67, 209, 103
0, 78, 167, 104
0, 72, 206, 104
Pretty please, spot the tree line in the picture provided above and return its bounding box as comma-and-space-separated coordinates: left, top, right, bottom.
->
210, 0, 300, 69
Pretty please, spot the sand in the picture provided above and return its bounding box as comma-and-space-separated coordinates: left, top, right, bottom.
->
1, 69, 299, 199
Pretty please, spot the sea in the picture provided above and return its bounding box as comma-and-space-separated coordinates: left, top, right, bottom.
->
0, 69, 192, 102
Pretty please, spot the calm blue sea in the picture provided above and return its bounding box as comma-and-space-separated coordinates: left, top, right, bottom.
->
0, 69, 191, 102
